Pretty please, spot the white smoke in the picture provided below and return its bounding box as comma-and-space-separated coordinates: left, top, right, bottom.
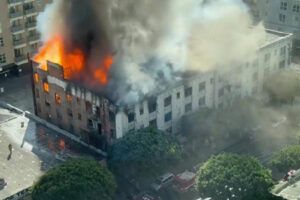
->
36, 0, 266, 104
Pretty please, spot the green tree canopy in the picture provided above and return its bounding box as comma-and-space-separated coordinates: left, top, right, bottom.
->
31, 158, 116, 200
108, 127, 182, 176
197, 154, 274, 200
271, 145, 300, 173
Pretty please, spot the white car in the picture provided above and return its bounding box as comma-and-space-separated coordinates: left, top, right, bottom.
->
151, 173, 175, 191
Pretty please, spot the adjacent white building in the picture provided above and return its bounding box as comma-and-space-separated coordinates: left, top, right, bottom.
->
248, 0, 300, 46
115, 29, 293, 138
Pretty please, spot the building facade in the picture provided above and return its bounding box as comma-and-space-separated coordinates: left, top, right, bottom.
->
247, 0, 300, 47
0, 0, 51, 77
31, 29, 293, 150
115, 29, 293, 138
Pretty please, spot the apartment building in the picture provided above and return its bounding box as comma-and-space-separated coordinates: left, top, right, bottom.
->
247, 0, 300, 47
115, 29, 293, 138
0, 0, 51, 77
31, 29, 292, 150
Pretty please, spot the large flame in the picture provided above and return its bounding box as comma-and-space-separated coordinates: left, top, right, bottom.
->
33, 35, 113, 84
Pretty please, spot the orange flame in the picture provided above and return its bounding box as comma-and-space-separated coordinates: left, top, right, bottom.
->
33, 35, 113, 84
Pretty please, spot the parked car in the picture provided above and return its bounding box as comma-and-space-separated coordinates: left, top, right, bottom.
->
133, 191, 157, 200
151, 173, 175, 191
173, 171, 196, 193
283, 169, 296, 181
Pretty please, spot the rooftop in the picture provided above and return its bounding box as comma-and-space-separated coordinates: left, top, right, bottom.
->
0, 108, 103, 200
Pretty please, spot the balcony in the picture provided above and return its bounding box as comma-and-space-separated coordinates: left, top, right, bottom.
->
24, 7, 37, 16
8, 0, 22, 5
15, 55, 27, 63
28, 34, 40, 43
9, 11, 23, 19
11, 24, 24, 33
13, 39, 26, 46
25, 21, 36, 29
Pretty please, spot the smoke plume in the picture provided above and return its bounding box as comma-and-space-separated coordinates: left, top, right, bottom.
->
37, 0, 266, 104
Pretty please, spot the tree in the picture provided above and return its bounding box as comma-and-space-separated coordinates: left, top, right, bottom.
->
31, 158, 117, 200
197, 154, 274, 200
108, 127, 182, 177
271, 145, 300, 173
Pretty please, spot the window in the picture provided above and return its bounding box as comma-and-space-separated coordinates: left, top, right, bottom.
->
57, 110, 62, 120
253, 72, 258, 81
280, 2, 287, 10
37, 103, 41, 112
199, 97, 205, 106
67, 108, 73, 118
164, 112, 172, 122
264, 53, 271, 62
218, 88, 224, 97
109, 111, 115, 122
164, 96, 171, 107
185, 103, 192, 113
177, 92, 180, 99
78, 113, 82, 121
279, 14, 286, 22
0, 54, 6, 64
36, 89, 39, 98
252, 59, 258, 68
279, 60, 285, 68
139, 107, 144, 115
45, 99, 50, 107
280, 46, 286, 55
34, 73, 39, 83
148, 98, 157, 113
199, 82, 206, 92
43, 82, 49, 92
184, 87, 192, 97
128, 112, 135, 122
67, 94, 72, 102
55, 93, 62, 104
76, 97, 80, 104
0, 38, 3, 46
210, 78, 214, 84
293, 5, 300, 12
149, 119, 157, 127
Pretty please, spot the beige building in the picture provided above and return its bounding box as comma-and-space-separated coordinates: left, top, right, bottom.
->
0, 0, 51, 76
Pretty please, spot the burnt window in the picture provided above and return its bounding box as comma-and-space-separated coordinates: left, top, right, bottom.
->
199, 97, 205, 106
164, 112, 172, 122
218, 88, 224, 97
34, 73, 39, 83
78, 113, 82, 121
164, 96, 172, 107
128, 112, 135, 122
67, 94, 72, 102
55, 93, 62, 104
185, 87, 192, 97
149, 119, 157, 127
43, 82, 49, 93
177, 92, 180, 99
76, 97, 80, 104
185, 103, 192, 113
148, 98, 157, 113
199, 82, 206, 91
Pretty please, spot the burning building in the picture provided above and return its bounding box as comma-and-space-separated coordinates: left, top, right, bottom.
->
31, 29, 293, 150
